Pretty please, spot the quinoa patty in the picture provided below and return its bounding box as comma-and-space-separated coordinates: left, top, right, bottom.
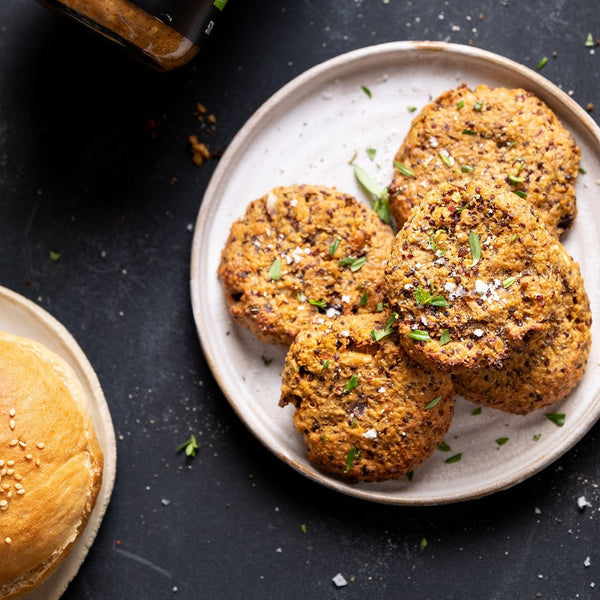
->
218, 185, 394, 345
383, 182, 576, 372
389, 84, 580, 237
280, 313, 455, 483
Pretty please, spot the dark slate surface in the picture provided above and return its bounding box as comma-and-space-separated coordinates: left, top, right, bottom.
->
1, 1, 599, 598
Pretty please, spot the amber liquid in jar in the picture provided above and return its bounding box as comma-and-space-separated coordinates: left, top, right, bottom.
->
38, 0, 228, 71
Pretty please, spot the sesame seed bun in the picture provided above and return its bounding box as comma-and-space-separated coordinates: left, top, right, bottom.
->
0, 331, 103, 599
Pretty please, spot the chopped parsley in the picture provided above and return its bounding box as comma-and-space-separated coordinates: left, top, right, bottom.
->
419, 537, 428, 554
50, 250, 61, 262
461, 165, 475, 173
366, 147, 377, 160
339, 256, 367, 272
439, 329, 451, 346
408, 105, 418, 112
345, 446, 358, 472
176, 435, 199, 458
469, 230, 481, 267
438, 441, 451, 452
457, 100, 465, 110
439, 150, 454, 167
579, 166, 587, 174
425, 396, 442, 410
445, 453, 462, 464
409, 330, 431, 342
344, 374, 358, 392
462, 128, 478, 135
329, 236, 342, 256
415, 287, 449, 307
495, 437, 509, 447
361, 85, 372, 98
394, 160, 416, 178
353, 163, 391, 223
512, 190, 528, 198
473, 101, 483, 111
268, 257, 281, 281
546, 412, 566, 427
502, 276, 518, 289
261, 355, 273, 366
309, 298, 327, 310
508, 174, 525, 184
533, 433, 542, 442
360, 290, 369, 307
585, 32, 595, 47
321, 359, 330, 371
300, 524, 307, 534
471, 407, 482, 415
371, 312, 399, 342
536, 56, 549, 70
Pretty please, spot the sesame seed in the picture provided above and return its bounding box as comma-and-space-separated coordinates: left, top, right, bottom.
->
6, 469, 14, 476
18, 441, 26, 448
0, 506, 7, 512
16, 489, 25, 495
14, 483, 22, 490
0, 460, 4, 467
4, 537, 12, 544
1, 483, 9, 490
13, 474, 22, 481
35, 459, 41, 467
6, 460, 14, 467
9, 440, 17, 447
0, 500, 6, 507
9, 420, 15, 430
36, 443, 45, 449
25, 454, 32, 461
6, 490, 13, 498
9, 408, 15, 417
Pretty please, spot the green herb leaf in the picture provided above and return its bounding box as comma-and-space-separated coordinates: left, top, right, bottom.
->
360, 290, 368, 307
408, 105, 418, 112
462, 129, 478, 135
419, 537, 428, 554
366, 147, 377, 160
329, 236, 342, 256
353, 163, 391, 224
261, 355, 273, 366
268, 257, 282, 281
376, 302, 384, 312
579, 166, 587, 174
473, 101, 483, 111
361, 85, 372, 98
50, 250, 61, 262
394, 160, 416, 178
438, 441, 451, 452
471, 407, 482, 415
409, 330, 431, 342
457, 100, 464, 110
415, 287, 449, 307
339, 256, 367, 272
533, 433, 542, 441
439, 150, 454, 167
439, 329, 451, 346
502, 276, 518, 289
176, 434, 199, 458
585, 32, 595, 47
546, 412, 566, 427
300, 524, 307, 534
309, 298, 327, 310
371, 312, 399, 342
345, 447, 357, 472
344, 374, 358, 392
469, 230, 481, 266
425, 396, 442, 410
495, 437, 509, 446
321, 359, 330, 371
512, 190, 528, 198
445, 453, 462, 464
461, 165, 475, 173
508, 174, 525, 184
536, 56, 549, 70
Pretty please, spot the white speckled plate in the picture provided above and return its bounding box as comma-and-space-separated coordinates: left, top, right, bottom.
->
190, 41, 600, 505
0, 286, 117, 597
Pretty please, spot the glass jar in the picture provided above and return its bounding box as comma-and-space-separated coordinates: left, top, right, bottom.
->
38, 0, 228, 71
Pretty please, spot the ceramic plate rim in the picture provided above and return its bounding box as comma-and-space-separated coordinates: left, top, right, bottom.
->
190, 41, 600, 505
0, 286, 118, 597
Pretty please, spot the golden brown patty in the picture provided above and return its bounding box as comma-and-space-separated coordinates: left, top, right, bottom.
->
218, 185, 394, 345
383, 182, 577, 372
388, 84, 580, 237
279, 313, 455, 482
452, 262, 591, 414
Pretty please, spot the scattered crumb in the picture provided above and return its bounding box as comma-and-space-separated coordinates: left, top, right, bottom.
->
332, 573, 348, 587
189, 135, 212, 166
